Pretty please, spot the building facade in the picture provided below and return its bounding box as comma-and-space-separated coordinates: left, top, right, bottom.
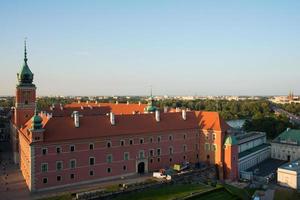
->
277, 159, 300, 189
11, 44, 239, 192
237, 132, 271, 173
271, 129, 300, 162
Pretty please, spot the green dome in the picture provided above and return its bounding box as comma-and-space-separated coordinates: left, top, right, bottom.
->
145, 95, 157, 113
224, 135, 237, 146
18, 62, 34, 85
146, 105, 157, 113
31, 112, 43, 130
18, 41, 34, 86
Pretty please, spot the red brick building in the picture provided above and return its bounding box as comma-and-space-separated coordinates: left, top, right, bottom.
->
11, 44, 239, 192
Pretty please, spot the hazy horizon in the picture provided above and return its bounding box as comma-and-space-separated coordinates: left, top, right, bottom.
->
1, 1, 300, 96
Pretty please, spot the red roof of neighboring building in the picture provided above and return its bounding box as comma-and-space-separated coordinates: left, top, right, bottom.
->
20, 111, 230, 143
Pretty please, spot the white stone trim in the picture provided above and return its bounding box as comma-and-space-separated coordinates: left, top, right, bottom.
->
30, 145, 35, 191
35, 172, 136, 192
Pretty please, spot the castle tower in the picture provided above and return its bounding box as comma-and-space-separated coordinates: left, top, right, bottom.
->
14, 40, 36, 128
11, 41, 36, 163
223, 135, 239, 181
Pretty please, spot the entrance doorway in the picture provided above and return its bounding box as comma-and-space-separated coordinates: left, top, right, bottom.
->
138, 162, 145, 174
287, 155, 291, 162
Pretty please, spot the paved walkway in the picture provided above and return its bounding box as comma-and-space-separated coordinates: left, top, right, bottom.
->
0, 152, 32, 200
0, 148, 153, 200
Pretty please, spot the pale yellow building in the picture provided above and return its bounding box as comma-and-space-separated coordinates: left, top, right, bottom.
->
277, 159, 300, 189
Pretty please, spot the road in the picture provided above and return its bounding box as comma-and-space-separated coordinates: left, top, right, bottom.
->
271, 105, 300, 125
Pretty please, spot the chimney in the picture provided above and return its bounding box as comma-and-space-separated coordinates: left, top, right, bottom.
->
73, 111, 80, 128
95, 100, 98, 104
116, 101, 119, 104
86, 100, 89, 104
127, 101, 129, 105
77, 100, 81, 104
110, 112, 115, 125
138, 101, 141, 106
182, 110, 187, 120
155, 110, 160, 122
81, 106, 84, 110
164, 106, 168, 113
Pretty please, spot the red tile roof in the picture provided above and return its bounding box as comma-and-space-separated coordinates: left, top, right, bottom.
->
20, 111, 230, 143
45, 102, 147, 117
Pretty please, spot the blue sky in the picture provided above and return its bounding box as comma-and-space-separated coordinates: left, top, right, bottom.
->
1, 0, 300, 96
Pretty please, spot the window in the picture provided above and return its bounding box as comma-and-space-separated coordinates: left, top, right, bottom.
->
205, 143, 210, 151
25, 100, 28, 105
129, 139, 133, 145
183, 134, 187, 140
157, 136, 161, 143
89, 170, 94, 176
124, 152, 129, 161
70, 145, 75, 152
89, 143, 94, 150
89, 157, 95, 165
42, 148, 47, 155
212, 133, 216, 140
212, 144, 217, 151
150, 158, 153, 163
107, 154, 113, 163
56, 161, 63, 171
107, 141, 111, 148
183, 155, 186, 160
205, 133, 209, 140
169, 157, 172, 162
157, 148, 161, 156
140, 138, 144, 144
120, 140, 125, 146
183, 145, 187, 152
70, 159, 76, 169
149, 137, 153, 143
169, 135, 173, 141
70, 174, 75, 179
157, 157, 160, 162
56, 147, 61, 154
41, 163, 48, 172
195, 144, 199, 150
57, 175, 62, 181
43, 178, 48, 184
169, 147, 173, 155
123, 165, 127, 171
149, 149, 154, 157
107, 168, 111, 173
139, 150, 145, 159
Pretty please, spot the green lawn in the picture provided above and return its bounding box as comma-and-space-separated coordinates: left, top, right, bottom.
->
187, 188, 240, 200
274, 188, 300, 200
39, 194, 72, 200
114, 183, 212, 200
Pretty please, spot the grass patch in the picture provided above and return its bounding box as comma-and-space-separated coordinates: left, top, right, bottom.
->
38, 194, 72, 200
223, 184, 251, 200
187, 187, 240, 200
114, 183, 212, 200
274, 188, 300, 200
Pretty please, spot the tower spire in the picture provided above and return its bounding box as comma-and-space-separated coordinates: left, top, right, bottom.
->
24, 37, 28, 63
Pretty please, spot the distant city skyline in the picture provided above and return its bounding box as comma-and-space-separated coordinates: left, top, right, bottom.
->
1, 1, 300, 96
